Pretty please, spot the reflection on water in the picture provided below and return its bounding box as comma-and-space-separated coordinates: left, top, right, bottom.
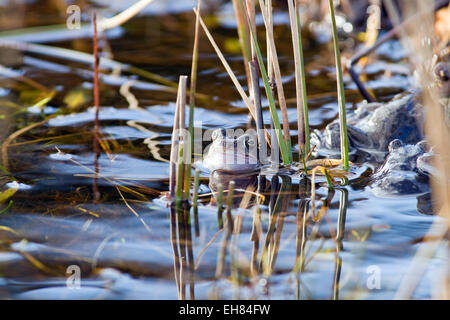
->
0, 1, 447, 300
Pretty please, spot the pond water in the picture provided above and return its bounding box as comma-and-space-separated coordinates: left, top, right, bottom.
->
0, 0, 447, 299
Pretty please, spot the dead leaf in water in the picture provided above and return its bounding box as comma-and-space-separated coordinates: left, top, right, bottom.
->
63, 87, 91, 109
0, 185, 17, 204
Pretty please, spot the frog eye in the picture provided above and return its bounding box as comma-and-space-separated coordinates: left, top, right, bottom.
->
416, 140, 430, 153
435, 62, 449, 81
212, 129, 226, 141
211, 130, 220, 141
388, 139, 403, 152
244, 137, 256, 149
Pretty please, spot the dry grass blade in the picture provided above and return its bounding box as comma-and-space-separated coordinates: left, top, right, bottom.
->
194, 8, 256, 120
100, 0, 156, 30
304, 158, 349, 168
116, 186, 152, 233
0, 225, 19, 236
169, 77, 184, 200
0, 40, 178, 89
393, 0, 450, 299
63, 151, 148, 200
2, 119, 49, 171
16, 250, 57, 275
194, 228, 224, 270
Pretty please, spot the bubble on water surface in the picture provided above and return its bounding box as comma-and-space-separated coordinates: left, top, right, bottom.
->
6, 181, 31, 190
49, 150, 73, 161
27, 105, 58, 115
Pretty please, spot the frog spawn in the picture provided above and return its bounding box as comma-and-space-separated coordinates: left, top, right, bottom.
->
371, 139, 431, 197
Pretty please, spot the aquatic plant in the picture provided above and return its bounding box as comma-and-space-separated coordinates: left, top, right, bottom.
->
185, 0, 202, 197
231, 0, 253, 91
258, 0, 292, 163
192, 168, 201, 210
2, 0, 449, 301
169, 76, 188, 206
387, 0, 450, 299
196, 4, 293, 165
328, 0, 350, 171
287, 0, 311, 160
243, 3, 292, 165
92, 12, 101, 203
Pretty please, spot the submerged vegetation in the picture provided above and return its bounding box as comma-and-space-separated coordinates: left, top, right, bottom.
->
0, 0, 449, 300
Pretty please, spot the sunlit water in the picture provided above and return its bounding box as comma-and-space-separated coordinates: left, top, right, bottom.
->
0, 0, 447, 299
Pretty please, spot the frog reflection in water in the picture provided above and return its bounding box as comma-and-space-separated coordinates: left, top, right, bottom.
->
311, 92, 424, 154
371, 139, 430, 197
208, 170, 260, 208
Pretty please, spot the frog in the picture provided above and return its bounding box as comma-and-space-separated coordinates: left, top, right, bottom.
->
370, 139, 430, 197
201, 128, 260, 173
310, 92, 424, 155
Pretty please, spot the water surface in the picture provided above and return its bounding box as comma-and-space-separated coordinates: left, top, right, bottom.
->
0, 0, 446, 300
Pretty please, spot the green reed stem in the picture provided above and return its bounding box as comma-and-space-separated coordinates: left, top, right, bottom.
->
232, 0, 252, 91
192, 168, 201, 209
328, 0, 349, 171
295, 1, 311, 157
243, 5, 292, 165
